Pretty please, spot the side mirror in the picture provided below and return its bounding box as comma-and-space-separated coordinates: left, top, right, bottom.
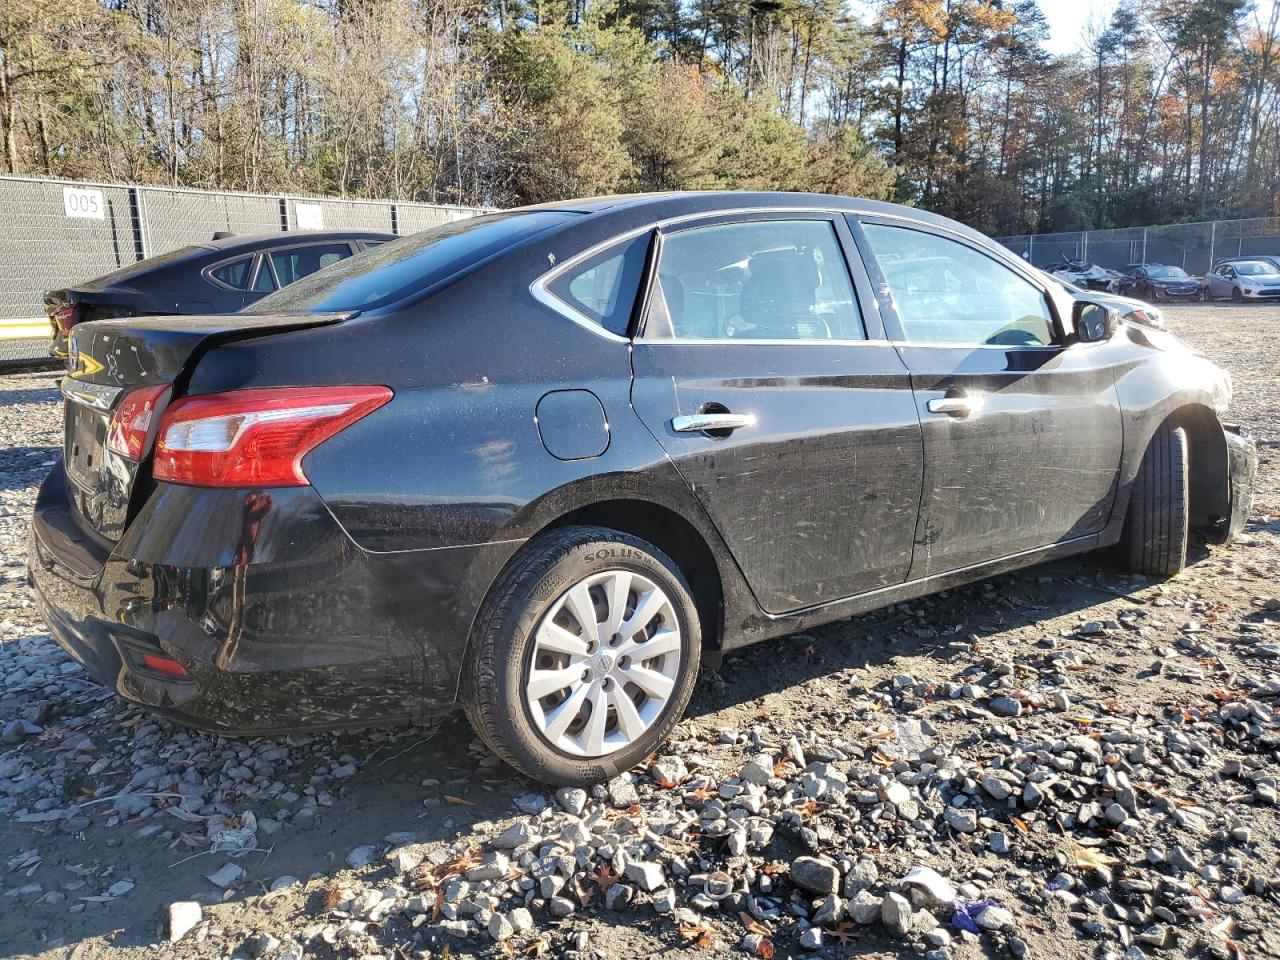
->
1073, 301, 1120, 343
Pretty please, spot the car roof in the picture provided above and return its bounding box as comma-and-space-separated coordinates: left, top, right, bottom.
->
512, 191, 993, 242
201, 230, 398, 252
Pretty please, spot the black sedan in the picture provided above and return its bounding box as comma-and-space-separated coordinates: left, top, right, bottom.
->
43, 230, 394, 359
29, 192, 1256, 785
1111, 263, 1203, 302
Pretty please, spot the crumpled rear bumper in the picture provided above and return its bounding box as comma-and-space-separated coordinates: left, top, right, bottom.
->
28, 461, 517, 735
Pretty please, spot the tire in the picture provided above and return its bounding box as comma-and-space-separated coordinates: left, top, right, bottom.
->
1232, 287, 1243, 303
462, 525, 701, 785
1120, 424, 1189, 577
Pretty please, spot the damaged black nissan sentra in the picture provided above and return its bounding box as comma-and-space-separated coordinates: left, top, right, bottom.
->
29, 192, 1256, 785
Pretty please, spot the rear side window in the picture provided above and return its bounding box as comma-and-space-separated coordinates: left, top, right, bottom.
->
644, 219, 865, 341
544, 233, 650, 337
243, 211, 577, 314
270, 243, 354, 286
251, 258, 277, 292
862, 223, 1054, 347
209, 256, 253, 290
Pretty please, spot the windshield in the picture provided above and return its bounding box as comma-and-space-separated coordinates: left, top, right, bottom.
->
243, 211, 576, 313
1233, 261, 1278, 276
1145, 265, 1189, 278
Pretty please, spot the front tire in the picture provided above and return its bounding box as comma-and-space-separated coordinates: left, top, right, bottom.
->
1232, 287, 1243, 303
462, 526, 701, 785
1120, 424, 1189, 577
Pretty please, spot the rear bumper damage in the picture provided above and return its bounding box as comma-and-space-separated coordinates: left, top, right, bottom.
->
28, 461, 515, 735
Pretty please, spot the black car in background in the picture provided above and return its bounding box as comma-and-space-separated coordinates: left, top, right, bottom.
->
30, 192, 1256, 785
1111, 263, 1203, 302
43, 231, 394, 359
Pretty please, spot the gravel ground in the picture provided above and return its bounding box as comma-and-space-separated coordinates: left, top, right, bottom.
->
1, 303, 1277, 960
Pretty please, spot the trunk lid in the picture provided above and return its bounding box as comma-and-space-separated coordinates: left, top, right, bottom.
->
61, 312, 350, 541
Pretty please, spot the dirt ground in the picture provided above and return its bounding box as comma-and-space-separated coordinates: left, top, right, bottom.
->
0, 302, 1277, 960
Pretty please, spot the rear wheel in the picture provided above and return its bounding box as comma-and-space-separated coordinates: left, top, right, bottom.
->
1120, 424, 1189, 577
462, 526, 701, 785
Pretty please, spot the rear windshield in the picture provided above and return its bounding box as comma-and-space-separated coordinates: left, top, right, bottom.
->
74, 245, 206, 290
242, 211, 576, 313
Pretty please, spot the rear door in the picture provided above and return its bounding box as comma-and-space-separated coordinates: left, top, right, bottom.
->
851, 216, 1123, 578
629, 212, 924, 614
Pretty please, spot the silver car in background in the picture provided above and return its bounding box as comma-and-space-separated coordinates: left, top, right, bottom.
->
1204, 259, 1280, 301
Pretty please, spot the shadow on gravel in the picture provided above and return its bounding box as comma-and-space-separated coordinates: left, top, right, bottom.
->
0, 446, 60, 490
0, 549, 1172, 955
685, 552, 1154, 720
0, 384, 61, 407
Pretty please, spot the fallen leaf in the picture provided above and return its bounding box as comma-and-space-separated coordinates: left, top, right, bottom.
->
679, 921, 715, 948
825, 921, 860, 945
443, 795, 473, 806
738, 911, 770, 936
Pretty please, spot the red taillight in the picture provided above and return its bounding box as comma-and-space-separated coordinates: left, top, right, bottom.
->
106, 385, 171, 460
141, 653, 189, 678
153, 386, 392, 488
52, 305, 74, 332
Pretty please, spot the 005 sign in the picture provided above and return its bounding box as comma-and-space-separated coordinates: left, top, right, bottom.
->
63, 186, 106, 220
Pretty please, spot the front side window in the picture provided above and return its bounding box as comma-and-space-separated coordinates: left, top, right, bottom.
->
208, 256, 253, 290
862, 223, 1055, 347
544, 233, 650, 337
644, 219, 864, 341
270, 243, 355, 286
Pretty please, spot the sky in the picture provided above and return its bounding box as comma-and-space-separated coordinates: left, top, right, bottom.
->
1041, 0, 1118, 54
852, 0, 1279, 57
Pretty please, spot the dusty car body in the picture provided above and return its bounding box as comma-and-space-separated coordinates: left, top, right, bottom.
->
29, 192, 1256, 784
43, 231, 394, 359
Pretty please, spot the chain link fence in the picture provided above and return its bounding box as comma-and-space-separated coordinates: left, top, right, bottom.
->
0, 175, 490, 361
996, 217, 1280, 275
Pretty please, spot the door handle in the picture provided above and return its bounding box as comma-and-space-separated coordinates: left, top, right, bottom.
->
926, 396, 984, 417
671, 412, 756, 433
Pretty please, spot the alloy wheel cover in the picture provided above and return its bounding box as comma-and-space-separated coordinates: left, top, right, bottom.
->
524, 569, 682, 758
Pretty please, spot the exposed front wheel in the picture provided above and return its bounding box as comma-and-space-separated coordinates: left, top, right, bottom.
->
462, 526, 701, 785
1120, 424, 1189, 577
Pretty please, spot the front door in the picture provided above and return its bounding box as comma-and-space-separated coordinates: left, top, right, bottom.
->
630, 213, 924, 614
852, 217, 1123, 579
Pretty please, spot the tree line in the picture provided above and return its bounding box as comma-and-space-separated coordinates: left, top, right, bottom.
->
2, 0, 1278, 235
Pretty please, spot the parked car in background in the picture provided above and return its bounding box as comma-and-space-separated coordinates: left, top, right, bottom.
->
1041, 272, 1167, 330
43, 231, 394, 359
1044, 257, 1120, 290
1110, 264, 1203, 302
1203, 259, 1280, 301
31, 192, 1255, 785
